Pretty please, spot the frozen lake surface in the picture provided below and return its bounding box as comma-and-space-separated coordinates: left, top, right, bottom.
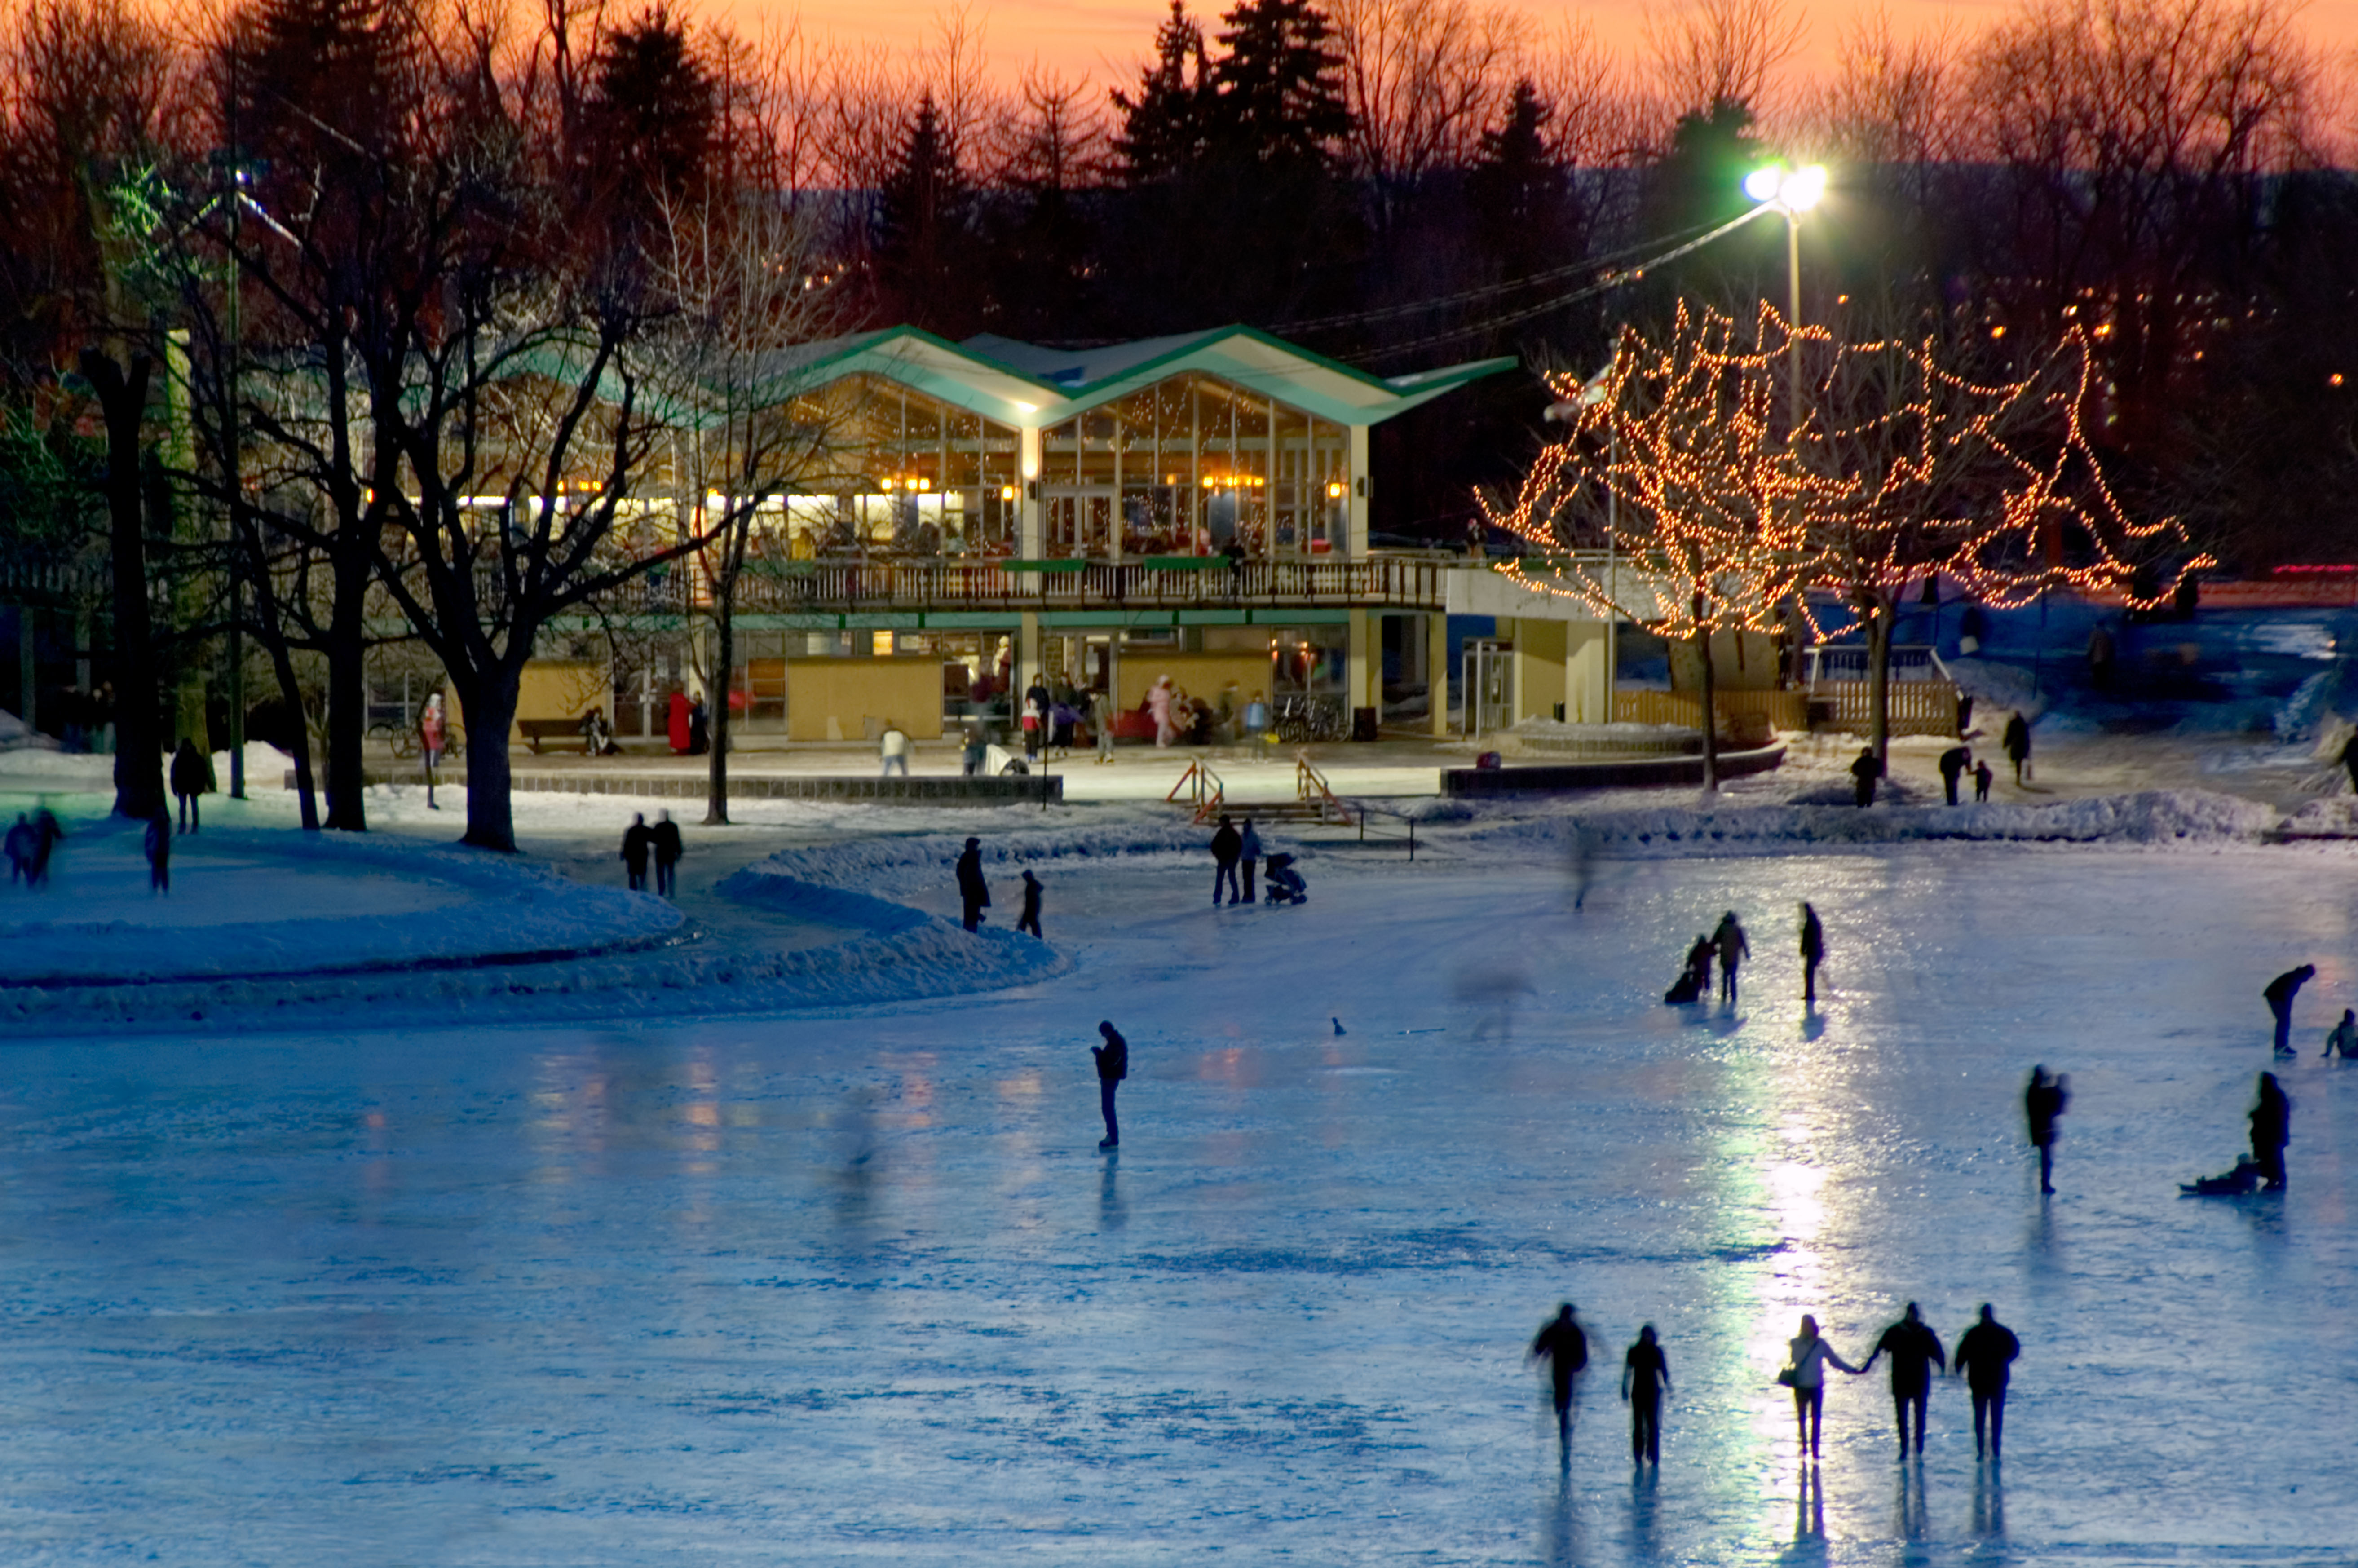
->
3, 843, 2356, 1564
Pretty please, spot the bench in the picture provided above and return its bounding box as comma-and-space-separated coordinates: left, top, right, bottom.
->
517, 718, 589, 755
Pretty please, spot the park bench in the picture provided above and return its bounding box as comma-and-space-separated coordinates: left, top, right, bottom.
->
517, 717, 590, 755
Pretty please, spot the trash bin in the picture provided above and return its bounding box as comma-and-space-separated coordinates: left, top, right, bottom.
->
1352, 706, 1378, 742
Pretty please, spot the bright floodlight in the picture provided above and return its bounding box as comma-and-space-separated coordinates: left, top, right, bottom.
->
1745, 163, 1828, 211
1744, 167, 1783, 203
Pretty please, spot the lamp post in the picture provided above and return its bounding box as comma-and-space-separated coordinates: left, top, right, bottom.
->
1741, 163, 1827, 435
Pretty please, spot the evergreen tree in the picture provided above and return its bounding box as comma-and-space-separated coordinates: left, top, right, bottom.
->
581, 6, 719, 223
1468, 79, 1572, 284
1208, 0, 1351, 170
875, 93, 975, 333
1113, 1, 1210, 186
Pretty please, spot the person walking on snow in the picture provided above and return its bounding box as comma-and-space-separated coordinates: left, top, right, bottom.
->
956, 837, 990, 931
1238, 818, 1263, 903
878, 721, 911, 777
1148, 675, 1177, 749
620, 813, 652, 891
2324, 1009, 2358, 1059
2264, 965, 2314, 1056
418, 691, 447, 809
143, 808, 170, 896
1798, 902, 1825, 1008
1528, 1303, 1589, 1452
1974, 759, 1993, 802
170, 738, 214, 832
1210, 814, 1242, 906
1621, 1324, 1671, 1466
28, 808, 63, 888
651, 812, 683, 898
2025, 1066, 2070, 1194
1091, 1021, 1127, 1148
1850, 746, 1881, 808
1860, 1303, 1946, 1460
1713, 911, 1750, 1004
1784, 1314, 1863, 1460
2251, 1071, 2292, 1190
1952, 1305, 2020, 1460
1017, 870, 1043, 937
5, 813, 31, 885
2002, 711, 2031, 785
1023, 678, 1050, 759
1939, 745, 1972, 806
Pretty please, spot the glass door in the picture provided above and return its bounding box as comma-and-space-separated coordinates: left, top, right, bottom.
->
1043, 489, 1117, 560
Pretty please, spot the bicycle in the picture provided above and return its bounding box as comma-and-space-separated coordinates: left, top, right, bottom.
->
370, 721, 464, 763
1272, 694, 1347, 744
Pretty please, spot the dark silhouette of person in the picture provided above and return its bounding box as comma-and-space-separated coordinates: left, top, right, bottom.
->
1938, 745, 1972, 805
620, 813, 652, 891
1621, 1324, 1671, 1465
2264, 965, 2314, 1056
1665, 933, 1713, 1004
1850, 747, 1881, 808
1785, 1314, 1862, 1460
2251, 1070, 2292, 1190
1024, 678, 1051, 759
1952, 1304, 2020, 1460
2002, 712, 2031, 785
1973, 760, 1993, 802
1239, 818, 1261, 903
1713, 911, 1749, 1003
650, 812, 683, 897
1529, 1303, 1589, 1451
170, 738, 213, 832
2324, 1008, 2357, 1060
1017, 869, 1043, 936
1209, 813, 1242, 906
956, 837, 990, 931
3, 812, 29, 884
1091, 1020, 1127, 1148
2342, 729, 2358, 795
2025, 1066, 2070, 1194
144, 809, 170, 896
1798, 902, 1825, 1008
28, 808, 63, 888
1860, 1303, 1946, 1460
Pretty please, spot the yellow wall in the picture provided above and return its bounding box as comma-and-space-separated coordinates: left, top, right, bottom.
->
1117, 652, 1278, 715
446, 659, 607, 745
786, 657, 946, 742
1669, 631, 1781, 692
1564, 621, 1613, 724
1510, 618, 1567, 721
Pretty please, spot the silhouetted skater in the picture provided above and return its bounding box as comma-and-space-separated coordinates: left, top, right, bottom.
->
2002, 712, 2031, 784
1713, 911, 1749, 1003
1239, 818, 1261, 903
1091, 1021, 1127, 1148
170, 738, 213, 832
650, 812, 682, 897
1938, 745, 1971, 806
2325, 1009, 2357, 1059
1621, 1324, 1671, 1465
1017, 870, 1043, 936
1783, 1315, 1861, 1460
4, 813, 30, 884
1798, 903, 1825, 1007
956, 837, 990, 931
1529, 1303, 1589, 1452
2251, 1071, 2292, 1190
1210, 814, 1242, 905
143, 809, 170, 896
620, 813, 652, 891
1332, 1017, 1346, 1035
1973, 760, 1993, 802
1952, 1305, 2020, 1459
1850, 747, 1881, 807
1665, 935, 1713, 1005
28, 808, 63, 888
2025, 1066, 2070, 1194
1861, 1303, 1946, 1459
2264, 965, 2314, 1056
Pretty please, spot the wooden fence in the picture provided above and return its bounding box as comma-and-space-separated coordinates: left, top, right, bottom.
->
1614, 683, 1958, 739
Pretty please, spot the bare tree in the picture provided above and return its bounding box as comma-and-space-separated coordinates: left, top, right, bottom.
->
1330, 0, 1526, 224
1643, 0, 1807, 116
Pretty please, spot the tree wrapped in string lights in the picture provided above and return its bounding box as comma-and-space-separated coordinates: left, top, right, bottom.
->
1479, 300, 1819, 790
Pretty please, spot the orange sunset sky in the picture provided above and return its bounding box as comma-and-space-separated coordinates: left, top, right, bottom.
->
705, 0, 2358, 101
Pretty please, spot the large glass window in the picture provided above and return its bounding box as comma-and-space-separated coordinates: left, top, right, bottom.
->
755, 376, 1021, 561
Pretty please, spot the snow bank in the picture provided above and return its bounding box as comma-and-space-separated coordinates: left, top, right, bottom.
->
742, 820, 1232, 900
0, 709, 59, 751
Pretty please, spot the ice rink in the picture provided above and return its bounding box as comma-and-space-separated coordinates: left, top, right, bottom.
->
3, 841, 2354, 1564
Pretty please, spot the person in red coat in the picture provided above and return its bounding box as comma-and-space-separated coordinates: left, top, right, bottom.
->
667, 689, 692, 755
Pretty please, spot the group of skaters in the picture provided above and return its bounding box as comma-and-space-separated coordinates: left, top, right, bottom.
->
618, 813, 685, 896
1847, 712, 2033, 808
955, 838, 1045, 936
1665, 905, 1827, 1008
1208, 814, 1304, 906
3, 808, 67, 889
1526, 1301, 2022, 1467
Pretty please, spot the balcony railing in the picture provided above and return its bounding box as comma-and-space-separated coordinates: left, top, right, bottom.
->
702, 556, 1451, 615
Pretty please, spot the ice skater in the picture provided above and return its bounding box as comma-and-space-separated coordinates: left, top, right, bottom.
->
1798, 902, 1825, 1008
878, 720, 911, 777
651, 812, 682, 898
1017, 869, 1043, 937
1938, 745, 1971, 806
1529, 1303, 1589, 1454
28, 808, 63, 888
620, 813, 652, 891
2324, 1009, 2357, 1059
957, 837, 990, 931
2025, 1066, 2070, 1194
1665, 934, 1713, 1005
1782, 1314, 1862, 1460
2002, 712, 2031, 785
1621, 1324, 1671, 1466
1713, 911, 1749, 1004
4, 813, 31, 884
1850, 747, 1881, 808
1952, 1305, 2019, 1460
1238, 818, 1262, 904
2251, 1070, 2292, 1190
419, 691, 446, 809
2264, 964, 2314, 1056
1091, 1020, 1127, 1149
170, 737, 213, 832
1973, 759, 1994, 802
143, 808, 170, 896
1860, 1303, 1946, 1460
1210, 814, 1242, 906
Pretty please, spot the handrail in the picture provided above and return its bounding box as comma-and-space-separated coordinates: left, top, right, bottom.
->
1354, 799, 1419, 861
1167, 760, 1226, 824
1296, 755, 1353, 826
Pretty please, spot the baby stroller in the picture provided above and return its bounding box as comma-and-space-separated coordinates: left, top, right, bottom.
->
1262, 852, 1307, 905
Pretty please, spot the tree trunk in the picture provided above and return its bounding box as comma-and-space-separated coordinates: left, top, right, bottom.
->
1868, 604, 1893, 769
1694, 600, 1719, 793
322, 548, 371, 830
264, 633, 320, 830
80, 350, 166, 822
704, 600, 733, 825
457, 670, 520, 852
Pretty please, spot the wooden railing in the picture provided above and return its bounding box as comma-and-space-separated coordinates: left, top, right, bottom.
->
1812, 680, 1961, 737
720, 556, 1448, 615
1614, 683, 1959, 739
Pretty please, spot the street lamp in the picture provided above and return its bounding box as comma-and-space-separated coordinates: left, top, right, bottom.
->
1743, 163, 1827, 433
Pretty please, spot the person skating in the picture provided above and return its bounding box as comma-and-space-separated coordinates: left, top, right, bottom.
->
1938, 745, 1972, 806
620, 813, 652, 892
1017, 869, 1043, 937
1023, 678, 1050, 759
2025, 1066, 2070, 1194
2264, 965, 2314, 1056
144, 808, 170, 896
1528, 1303, 1589, 1452
956, 837, 990, 931
1210, 813, 1242, 906
687, 695, 710, 755
1798, 902, 1825, 1008
28, 808, 63, 888
1713, 911, 1750, 1004
1091, 1020, 1127, 1148
419, 691, 447, 809
2324, 1008, 2358, 1059
878, 721, 911, 777
1238, 818, 1262, 904
2002, 712, 2031, 785
651, 812, 683, 898
1621, 1324, 1671, 1466
1783, 1314, 1862, 1460
1860, 1303, 1946, 1460
2251, 1070, 2292, 1190
1973, 759, 1993, 802
1850, 747, 1881, 808
170, 738, 214, 833
1952, 1305, 2020, 1460
4, 812, 31, 885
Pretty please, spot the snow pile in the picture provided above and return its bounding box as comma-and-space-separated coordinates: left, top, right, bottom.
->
745, 820, 1234, 900
0, 709, 59, 751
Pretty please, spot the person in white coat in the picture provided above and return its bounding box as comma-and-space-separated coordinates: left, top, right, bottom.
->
879, 722, 911, 777
1784, 1314, 1863, 1460
1147, 676, 1176, 748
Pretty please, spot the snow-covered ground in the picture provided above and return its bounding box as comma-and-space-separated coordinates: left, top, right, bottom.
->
2, 827, 2356, 1563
